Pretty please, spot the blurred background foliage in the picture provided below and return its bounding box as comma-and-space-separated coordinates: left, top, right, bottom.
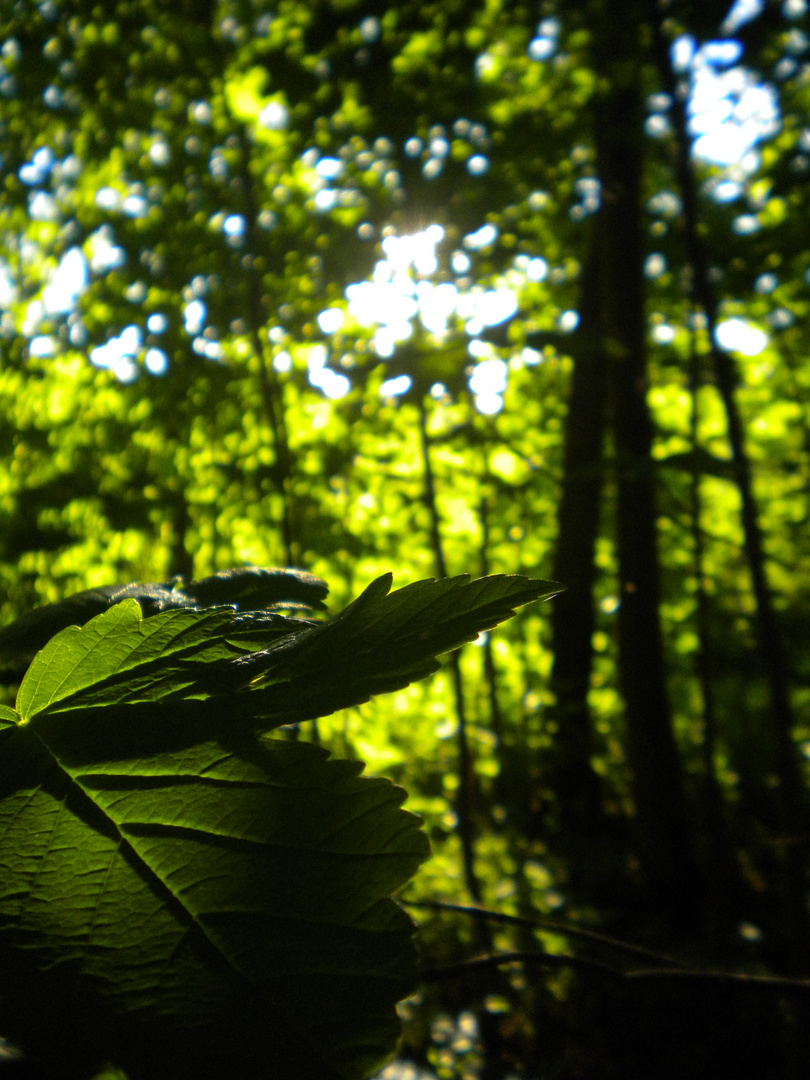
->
2, 0, 810, 1076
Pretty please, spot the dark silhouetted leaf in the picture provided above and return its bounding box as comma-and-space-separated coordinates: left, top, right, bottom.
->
0, 568, 328, 680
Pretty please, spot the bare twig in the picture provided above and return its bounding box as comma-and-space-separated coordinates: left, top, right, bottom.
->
405, 898, 810, 995
402, 898, 688, 967
421, 949, 619, 982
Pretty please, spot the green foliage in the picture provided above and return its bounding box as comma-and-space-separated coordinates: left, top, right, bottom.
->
2, 0, 810, 1075
0, 570, 553, 1078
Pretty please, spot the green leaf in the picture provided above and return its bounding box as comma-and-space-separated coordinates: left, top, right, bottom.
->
230, 572, 562, 725
0, 570, 555, 1078
16, 601, 240, 718
14, 602, 314, 718
0, 705, 17, 731
0, 722, 428, 1080
15, 573, 558, 727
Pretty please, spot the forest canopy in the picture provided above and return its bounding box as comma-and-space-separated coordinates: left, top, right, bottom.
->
1, 0, 810, 1076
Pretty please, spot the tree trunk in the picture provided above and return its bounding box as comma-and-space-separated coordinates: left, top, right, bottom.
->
649, 8, 808, 952
592, 4, 697, 904
547, 237, 606, 836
